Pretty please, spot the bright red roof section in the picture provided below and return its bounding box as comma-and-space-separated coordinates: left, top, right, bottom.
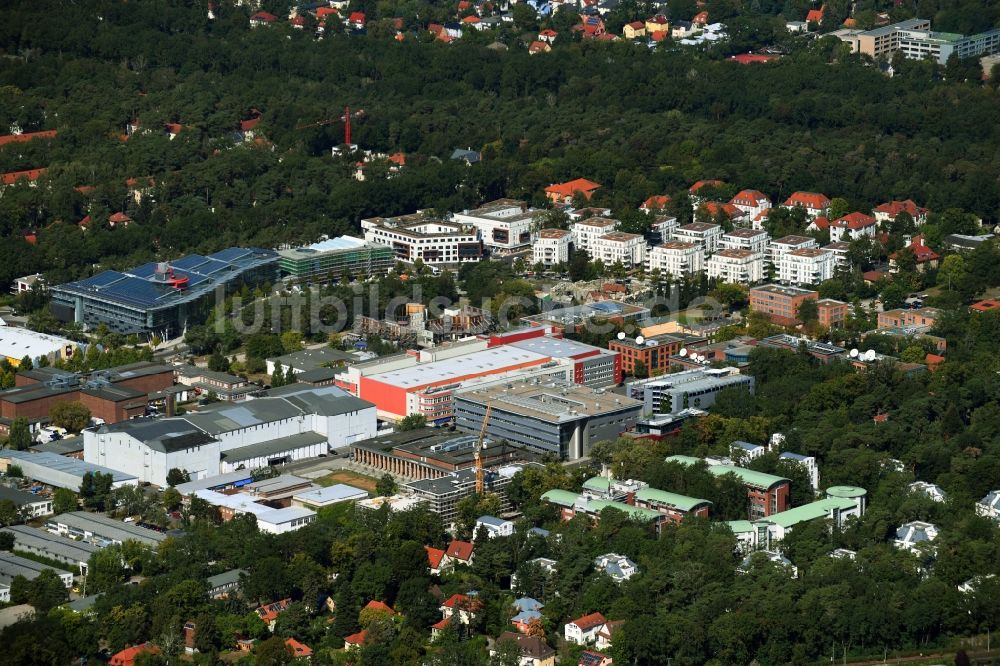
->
0, 130, 57, 147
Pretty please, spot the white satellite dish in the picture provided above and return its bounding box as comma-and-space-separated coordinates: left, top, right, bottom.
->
635, 336, 645, 345
617, 331, 626, 340
849, 348, 859, 358
696, 354, 705, 362
679, 348, 688, 357
865, 350, 877, 361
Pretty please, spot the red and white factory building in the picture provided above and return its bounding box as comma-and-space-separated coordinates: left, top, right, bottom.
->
337, 327, 621, 423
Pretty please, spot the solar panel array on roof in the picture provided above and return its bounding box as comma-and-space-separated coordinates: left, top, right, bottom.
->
76, 271, 127, 288
101, 277, 168, 307
590, 301, 623, 313
209, 247, 254, 263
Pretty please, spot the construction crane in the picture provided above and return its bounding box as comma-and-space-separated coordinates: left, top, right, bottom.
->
294, 106, 365, 145
474, 403, 492, 495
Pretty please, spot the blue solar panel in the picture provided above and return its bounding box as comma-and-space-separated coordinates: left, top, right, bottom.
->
100, 277, 169, 307
209, 247, 251, 263
591, 302, 623, 313
129, 262, 160, 279
75, 271, 127, 289
169, 255, 211, 270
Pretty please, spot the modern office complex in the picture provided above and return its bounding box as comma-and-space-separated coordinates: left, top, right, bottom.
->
451, 199, 541, 253
454, 380, 643, 459
626, 368, 754, 414
361, 212, 484, 265
50, 247, 279, 337
834, 18, 1000, 65
278, 236, 394, 282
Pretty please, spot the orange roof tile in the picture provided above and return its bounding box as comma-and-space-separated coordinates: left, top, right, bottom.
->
545, 178, 601, 197
0, 130, 57, 147
570, 611, 608, 631
445, 540, 474, 561
784, 191, 830, 209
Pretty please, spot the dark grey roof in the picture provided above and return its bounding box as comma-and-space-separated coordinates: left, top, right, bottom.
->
1, 525, 99, 562
268, 347, 357, 372
183, 398, 304, 435
221, 431, 328, 464
29, 436, 84, 455
65, 594, 102, 612
295, 367, 343, 383
99, 418, 216, 453
207, 568, 246, 589
0, 485, 48, 507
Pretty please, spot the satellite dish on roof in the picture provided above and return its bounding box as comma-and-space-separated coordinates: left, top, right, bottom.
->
850, 348, 859, 358
679, 348, 688, 357
864, 350, 877, 361
617, 331, 626, 340
635, 336, 645, 345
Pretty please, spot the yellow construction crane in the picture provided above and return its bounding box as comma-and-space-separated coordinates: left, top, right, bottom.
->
474, 403, 492, 494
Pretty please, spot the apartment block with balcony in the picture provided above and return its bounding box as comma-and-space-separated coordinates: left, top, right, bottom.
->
768, 235, 819, 268
592, 231, 647, 267
776, 248, 835, 285
673, 222, 724, 256
533, 229, 571, 268
571, 217, 618, 254
647, 241, 704, 278
720, 228, 770, 256
707, 249, 764, 285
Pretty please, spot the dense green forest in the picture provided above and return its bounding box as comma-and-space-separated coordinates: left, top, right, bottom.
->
1, 1, 999, 291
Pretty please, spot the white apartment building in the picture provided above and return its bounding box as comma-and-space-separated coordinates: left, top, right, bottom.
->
782, 192, 830, 220
777, 248, 835, 285
768, 235, 818, 267
720, 228, 769, 255
729, 189, 772, 220
829, 212, 877, 243
533, 228, 571, 267
823, 242, 851, 271
451, 198, 540, 253
707, 249, 764, 285
572, 217, 618, 254
650, 215, 678, 244
673, 222, 723, 256
647, 241, 704, 278
593, 231, 646, 267
361, 212, 483, 265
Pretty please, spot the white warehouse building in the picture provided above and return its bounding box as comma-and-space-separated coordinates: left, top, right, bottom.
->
84, 386, 377, 487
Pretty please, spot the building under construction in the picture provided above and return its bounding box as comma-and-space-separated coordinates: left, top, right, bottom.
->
350, 428, 536, 482
354, 304, 493, 347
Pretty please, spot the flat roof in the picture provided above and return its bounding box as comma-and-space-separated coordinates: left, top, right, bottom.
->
221, 431, 328, 464
458, 380, 643, 423
1, 525, 99, 562
751, 284, 817, 297
725, 228, 767, 238
292, 484, 368, 505
277, 235, 368, 260
0, 328, 77, 360
28, 436, 84, 455
507, 336, 609, 359
366, 346, 549, 390
1, 450, 137, 485
0, 485, 48, 506
175, 470, 255, 494
50, 511, 166, 545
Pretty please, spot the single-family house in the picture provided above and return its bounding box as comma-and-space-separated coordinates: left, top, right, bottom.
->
445, 539, 475, 566
623, 21, 645, 39
829, 212, 876, 242
475, 515, 515, 538
893, 520, 939, 553
889, 234, 939, 272
909, 481, 947, 503
110, 643, 160, 666
492, 632, 556, 666
873, 199, 929, 226
511, 597, 544, 633
976, 490, 1000, 521
545, 178, 601, 204
645, 15, 669, 34
565, 611, 608, 645
249, 11, 277, 27
783, 191, 830, 220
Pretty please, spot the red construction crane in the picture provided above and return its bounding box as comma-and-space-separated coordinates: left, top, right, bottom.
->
294, 106, 365, 146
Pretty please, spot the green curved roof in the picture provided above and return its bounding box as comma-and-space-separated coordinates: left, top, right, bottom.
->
583, 476, 612, 493
826, 485, 867, 499
540, 489, 581, 507
758, 497, 858, 529
709, 464, 789, 489
586, 499, 662, 522
635, 487, 711, 512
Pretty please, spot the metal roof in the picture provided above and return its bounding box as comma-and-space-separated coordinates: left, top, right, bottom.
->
1, 450, 136, 485
292, 484, 368, 505
758, 497, 858, 529
709, 464, 789, 490
50, 511, 167, 546
366, 346, 548, 389
634, 487, 711, 512
0, 525, 99, 562
221, 431, 327, 464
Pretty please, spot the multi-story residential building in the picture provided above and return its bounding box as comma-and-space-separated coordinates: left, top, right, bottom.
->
877, 307, 941, 330
782, 191, 830, 220
777, 248, 835, 285
729, 189, 772, 221
278, 236, 394, 282
405, 466, 520, 528
451, 198, 540, 254
749, 284, 819, 325
720, 228, 770, 255
688, 179, 725, 208
873, 199, 930, 226
533, 228, 571, 267
649, 215, 678, 244
361, 212, 484, 265
707, 249, 764, 285
545, 178, 601, 204
768, 235, 818, 267
829, 212, 877, 243
647, 241, 704, 278
673, 222, 724, 255
592, 231, 646, 267
640, 195, 671, 212
822, 241, 852, 271
816, 299, 849, 328
572, 217, 618, 254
